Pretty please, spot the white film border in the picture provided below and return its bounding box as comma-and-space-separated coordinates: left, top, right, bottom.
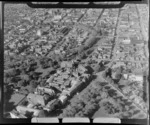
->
31, 117, 121, 123
62, 117, 90, 123
31, 117, 59, 123
93, 117, 121, 123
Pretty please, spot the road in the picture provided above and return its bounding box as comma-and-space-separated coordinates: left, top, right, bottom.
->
100, 4, 149, 116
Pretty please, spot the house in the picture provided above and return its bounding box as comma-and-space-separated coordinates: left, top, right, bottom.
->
36, 86, 55, 96
122, 86, 130, 94
19, 28, 26, 33
128, 74, 143, 82
54, 50, 60, 54
27, 93, 45, 106
61, 89, 70, 96
78, 64, 87, 73
53, 15, 62, 21
61, 61, 72, 68
121, 39, 131, 44
46, 76, 55, 84
58, 95, 68, 104
9, 110, 27, 118
123, 74, 129, 80
36, 30, 41, 37
44, 99, 57, 111
16, 105, 42, 117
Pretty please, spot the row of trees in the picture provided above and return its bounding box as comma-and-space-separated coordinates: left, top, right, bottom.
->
59, 79, 144, 118
59, 81, 110, 117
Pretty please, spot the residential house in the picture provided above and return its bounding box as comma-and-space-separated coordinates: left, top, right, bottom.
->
16, 105, 43, 117
27, 93, 45, 106
9, 110, 27, 118
36, 86, 55, 96
128, 74, 143, 82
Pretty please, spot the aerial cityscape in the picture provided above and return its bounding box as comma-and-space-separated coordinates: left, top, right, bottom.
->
3, 3, 149, 119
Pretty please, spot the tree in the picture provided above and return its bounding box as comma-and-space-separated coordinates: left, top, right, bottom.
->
62, 105, 76, 117
133, 110, 141, 115
104, 86, 111, 90
90, 90, 97, 99
136, 113, 146, 119
106, 68, 112, 78
93, 81, 100, 88
76, 111, 84, 117
93, 64, 101, 73
81, 93, 91, 104
70, 96, 80, 106
5, 70, 15, 78
84, 103, 97, 117
37, 110, 46, 117
4, 85, 7, 93
4, 72, 10, 78
96, 96, 102, 102
20, 88, 29, 95
129, 105, 136, 110
44, 93, 50, 103
40, 80, 46, 87
100, 82, 108, 86
107, 89, 117, 97
30, 80, 37, 89
101, 91, 108, 99
76, 103, 84, 111
17, 80, 25, 87
125, 101, 133, 106
62, 109, 69, 117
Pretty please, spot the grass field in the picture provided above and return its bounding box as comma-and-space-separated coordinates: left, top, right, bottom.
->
9, 93, 26, 106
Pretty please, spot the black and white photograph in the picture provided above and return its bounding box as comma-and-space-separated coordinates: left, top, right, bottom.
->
2, 1, 149, 120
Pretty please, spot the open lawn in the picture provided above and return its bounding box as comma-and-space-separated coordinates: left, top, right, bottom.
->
9, 93, 26, 106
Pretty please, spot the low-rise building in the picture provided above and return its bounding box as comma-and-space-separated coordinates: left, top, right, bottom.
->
27, 93, 46, 106
9, 110, 27, 118
36, 86, 55, 96
16, 105, 43, 117
128, 74, 143, 82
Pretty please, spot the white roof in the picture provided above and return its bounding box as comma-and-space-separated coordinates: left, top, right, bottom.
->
59, 95, 67, 103
53, 15, 61, 20
122, 39, 131, 44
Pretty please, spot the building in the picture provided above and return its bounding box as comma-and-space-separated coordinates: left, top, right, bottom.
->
16, 105, 44, 117
61, 61, 72, 68
19, 28, 26, 33
53, 15, 62, 23
78, 64, 87, 73
27, 93, 45, 106
128, 74, 143, 82
123, 74, 129, 79
58, 95, 68, 104
121, 39, 131, 44
9, 110, 27, 118
37, 29, 42, 37
36, 86, 55, 96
